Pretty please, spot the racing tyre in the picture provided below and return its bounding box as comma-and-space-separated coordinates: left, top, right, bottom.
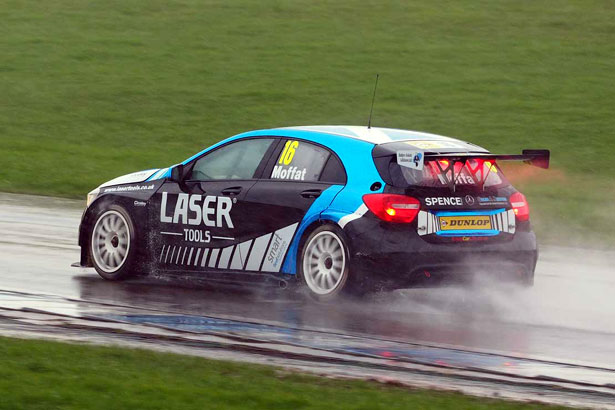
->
90, 205, 137, 280
300, 224, 352, 300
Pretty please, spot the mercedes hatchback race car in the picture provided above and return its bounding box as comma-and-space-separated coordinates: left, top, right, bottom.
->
75, 126, 549, 298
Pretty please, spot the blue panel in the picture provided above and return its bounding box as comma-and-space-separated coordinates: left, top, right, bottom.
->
280, 185, 344, 275
436, 230, 500, 237
433, 208, 506, 217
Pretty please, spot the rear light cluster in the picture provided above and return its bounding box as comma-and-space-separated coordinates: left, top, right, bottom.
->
510, 192, 530, 221
362, 194, 420, 223
363, 192, 530, 224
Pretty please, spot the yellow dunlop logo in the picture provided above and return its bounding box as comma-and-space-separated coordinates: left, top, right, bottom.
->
439, 215, 492, 231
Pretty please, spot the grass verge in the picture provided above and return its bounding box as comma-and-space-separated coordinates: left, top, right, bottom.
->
0, 336, 570, 410
1, 0, 614, 243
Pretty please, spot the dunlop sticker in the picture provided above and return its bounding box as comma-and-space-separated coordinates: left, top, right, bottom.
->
439, 215, 492, 231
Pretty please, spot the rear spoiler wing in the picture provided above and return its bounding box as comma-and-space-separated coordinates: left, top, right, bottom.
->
418, 149, 550, 192
424, 149, 550, 169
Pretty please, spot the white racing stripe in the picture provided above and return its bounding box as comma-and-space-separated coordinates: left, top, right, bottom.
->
208, 248, 219, 268
231, 240, 252, 270
338, 204, 368, 229
99, 169, 160, 188
157, 223, 303, 271
200, 248, 209, 267
343, 126, 392, 144
218, 246, 233, 269
175, 246, 182, 264
245, 233, 271, 271
507, 209, 516, 234
181, 247, 188, 264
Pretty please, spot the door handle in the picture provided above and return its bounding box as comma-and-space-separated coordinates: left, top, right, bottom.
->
301, 189, 322, 199
185, 181, 205, 194
221, 186, 243, 196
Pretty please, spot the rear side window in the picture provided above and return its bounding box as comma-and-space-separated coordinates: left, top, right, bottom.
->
270, 140, 329, 182
320, 154, 347, 184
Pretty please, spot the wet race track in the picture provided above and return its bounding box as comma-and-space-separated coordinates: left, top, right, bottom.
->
1, 193, 614, 408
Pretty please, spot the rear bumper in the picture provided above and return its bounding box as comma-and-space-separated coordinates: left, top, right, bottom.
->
344, 216, 537, 288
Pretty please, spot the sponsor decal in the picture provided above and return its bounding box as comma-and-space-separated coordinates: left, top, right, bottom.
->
439, 215, 492, 230
451, 236, 488, 242
271, 165, 307, 180
133, 200, 147, 207
103, 184, 155, 193
448, 174, 475, 185
271, 140, 308, 181
160, 192, 234, 228
183, 229, 211, 243
464, 195, 475, 205
425, 197, 463, 206
158, 223, 298, 272
100, 169, 159, 188
267, 233, 284, 264
478, 196, 508, 206
397, 150, 424, 171
261, 223, 297, 272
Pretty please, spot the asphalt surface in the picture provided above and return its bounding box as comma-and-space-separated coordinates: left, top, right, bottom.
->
1, 192, 614, 407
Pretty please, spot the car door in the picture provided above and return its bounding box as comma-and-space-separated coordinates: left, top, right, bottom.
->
151, 137, 278, 272
241, 138, 347, 273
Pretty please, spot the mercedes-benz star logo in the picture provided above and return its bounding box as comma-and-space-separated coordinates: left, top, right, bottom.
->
465, 195, 475, 205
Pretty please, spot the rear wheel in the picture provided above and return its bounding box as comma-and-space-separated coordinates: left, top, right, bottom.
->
300, 225, 351, 300
90, 205, 136, 280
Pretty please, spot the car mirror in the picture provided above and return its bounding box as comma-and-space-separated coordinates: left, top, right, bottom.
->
170, 164, 185, 183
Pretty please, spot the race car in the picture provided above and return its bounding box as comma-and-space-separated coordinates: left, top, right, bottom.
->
75, 126, 549, 299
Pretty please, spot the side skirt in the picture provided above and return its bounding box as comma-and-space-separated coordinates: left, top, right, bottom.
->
156, 268, 297, 289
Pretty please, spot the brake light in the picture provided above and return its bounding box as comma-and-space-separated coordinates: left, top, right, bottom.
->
484, 161, 498, 174
362, 194, 420, 223
510, 192, 530, 221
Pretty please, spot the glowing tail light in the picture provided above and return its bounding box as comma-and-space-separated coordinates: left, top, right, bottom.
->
362, 194, 421, 223
510, 192, 530, 221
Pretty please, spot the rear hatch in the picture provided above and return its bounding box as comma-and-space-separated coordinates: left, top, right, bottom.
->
371, 141, 548, 243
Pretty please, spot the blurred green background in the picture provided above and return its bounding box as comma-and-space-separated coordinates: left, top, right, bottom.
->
1, 0, 614, 244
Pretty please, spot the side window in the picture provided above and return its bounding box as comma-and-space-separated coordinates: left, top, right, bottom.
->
190, 138, 274, 181
319, 154, 347, 184
270, 140, 330, 182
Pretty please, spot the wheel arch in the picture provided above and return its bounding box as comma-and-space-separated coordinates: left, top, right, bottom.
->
79, 194, 147, 266
282, 217, 348, 276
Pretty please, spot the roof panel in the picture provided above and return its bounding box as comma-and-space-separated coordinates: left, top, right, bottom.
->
280, 125, 462, 145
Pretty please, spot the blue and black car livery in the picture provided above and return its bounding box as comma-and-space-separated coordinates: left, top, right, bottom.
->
76, 126, 549, 298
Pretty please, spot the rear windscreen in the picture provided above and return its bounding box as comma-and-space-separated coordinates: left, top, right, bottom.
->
378, 157, 509, 189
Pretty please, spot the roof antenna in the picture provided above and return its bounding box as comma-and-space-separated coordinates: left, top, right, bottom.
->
367, 74, 379, 129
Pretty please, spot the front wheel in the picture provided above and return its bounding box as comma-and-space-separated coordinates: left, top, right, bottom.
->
90, 205, 137, 280
300, 224, 352, 300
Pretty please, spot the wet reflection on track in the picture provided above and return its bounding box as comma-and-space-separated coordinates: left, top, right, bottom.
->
2, 192, 615, 370
71, 271, 615, 369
